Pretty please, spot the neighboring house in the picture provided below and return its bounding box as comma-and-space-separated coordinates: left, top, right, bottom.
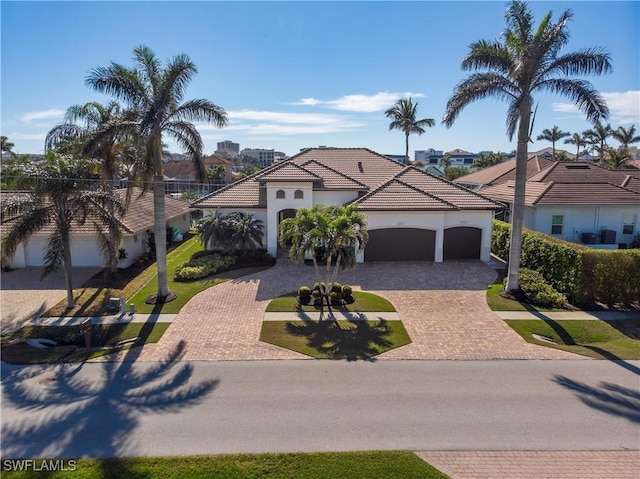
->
478, 162, 640, 248
529, 147, 575, 160
163, 154, 233, 196
454, 155, 556, 191
1, 188, 192, 269
191, 148, 503, 262
446, 148, 479, 167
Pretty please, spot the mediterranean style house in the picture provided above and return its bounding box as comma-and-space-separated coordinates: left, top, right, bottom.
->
191, 148, 504, 262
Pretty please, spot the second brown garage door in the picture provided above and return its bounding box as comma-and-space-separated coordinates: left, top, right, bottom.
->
365, 228, 435, 261
443, 226, 482, 260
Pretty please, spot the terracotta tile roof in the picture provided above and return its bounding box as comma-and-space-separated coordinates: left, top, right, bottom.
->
353, 179, 457, 211
478, 180, 553, 206
204, 154, 233, 166
255, 162, 321, 182
162, 155, 231, 179
527, 161, 634, 184
1, 188, 191, 237
621, 175, 640, 193
479, 180, 640, 206
301, 160, 368, 190
455, 156, 555, 186
192, 148, 501, 212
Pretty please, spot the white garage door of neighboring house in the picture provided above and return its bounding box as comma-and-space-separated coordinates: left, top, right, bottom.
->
443, 226, 482, 260
23, 236, 103, 267
365, 228, 436, 261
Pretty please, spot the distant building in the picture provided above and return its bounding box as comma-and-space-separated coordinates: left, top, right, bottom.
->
216, 140, 240, 158
241, 148, 275, 168
384, 154, 407, 163
446, 148, 479, 166
415, 149, 443, 164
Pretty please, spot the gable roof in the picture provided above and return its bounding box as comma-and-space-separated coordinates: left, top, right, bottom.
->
192, 148, 501, 212
527, 161, 638, 187
454, 155, 555, 186
479, 180, 640, 206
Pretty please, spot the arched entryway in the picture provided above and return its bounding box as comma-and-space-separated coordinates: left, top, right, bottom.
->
277, 209, 297, 255
365, 228, 435, 261
443, 226, 482, 260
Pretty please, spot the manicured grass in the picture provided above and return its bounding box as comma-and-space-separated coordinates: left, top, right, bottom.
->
266, 291, 396, 313
505, 319, 640, 359
260, 319, 411, 359
1, 451, 449, 479
1, 322, 171, 364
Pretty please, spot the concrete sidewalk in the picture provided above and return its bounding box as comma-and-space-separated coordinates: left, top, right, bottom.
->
495, 310, 640, 320
28, 313, 177, 327
263, 311, 400, 321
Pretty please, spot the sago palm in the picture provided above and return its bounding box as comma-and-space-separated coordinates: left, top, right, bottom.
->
536, 126, 570, 159
385, 97, 434, 164
86, 45, 228, 300
443, 0, 611, 292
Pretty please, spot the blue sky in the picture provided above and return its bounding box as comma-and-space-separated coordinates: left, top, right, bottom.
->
2, 1, 639, 158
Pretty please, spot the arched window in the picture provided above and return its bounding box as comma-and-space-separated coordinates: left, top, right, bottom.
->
276, 189, 285, 199
294, 189, 304, 199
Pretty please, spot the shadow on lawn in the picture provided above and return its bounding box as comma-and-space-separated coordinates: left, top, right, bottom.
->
1, 340, 218, 463
553, 375, 640, 423
285, 313, 392, 361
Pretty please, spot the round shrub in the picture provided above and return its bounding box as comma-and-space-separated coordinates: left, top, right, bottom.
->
515, 268, 569, 308
342, 285, 352, 296
331, 282, 342, 294
297, 286, 312, 305
329, 291, 342, 305
312, 282, 326, 293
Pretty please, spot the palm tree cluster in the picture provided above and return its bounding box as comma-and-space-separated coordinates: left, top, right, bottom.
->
279, 205, 368, 301
198, 210, 264, 255
443, 0, 612, 292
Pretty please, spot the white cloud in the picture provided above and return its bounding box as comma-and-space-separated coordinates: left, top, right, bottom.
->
552, 90, 639, 123
602, 90, 640, 124
20, 109, 64, 123
223, 121, 365, 136
7, 132, 47, 141
227, 110, 345, 125
291, 91, 426, 112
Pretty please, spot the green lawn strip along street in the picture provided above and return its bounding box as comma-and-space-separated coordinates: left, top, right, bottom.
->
1, 322, 170, 364
1, 452, 449, 479
505, 319, 640, 360
261, 320, 411, 359
266, 291, 396, 313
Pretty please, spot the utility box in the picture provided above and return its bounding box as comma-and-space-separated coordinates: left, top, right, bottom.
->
581, 233, 597, 244
601, 230, 616, 244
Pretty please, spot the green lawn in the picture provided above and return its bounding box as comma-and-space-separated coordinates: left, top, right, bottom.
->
261, 319, 411, 359
505, 319, 640, 359
1, 452, 449, 479
1, 322, 171, 364
266, 291, 396, 313
486, 273, 568, 312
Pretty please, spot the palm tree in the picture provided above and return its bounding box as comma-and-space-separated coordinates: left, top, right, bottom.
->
1, 156, 125, 309
86, 45, 228, 301
443, 0, 611, 292
536, 126, 570, 159
583, 120, 612, 164
228, 212, 264, 254
279, 205, 367, 304
385, 97, 435, 164
564, 132, 587, 160
605, 147, 630, 169
1, 136, 16, 159
611, 125, 640, 149
473, 152, 506, 168
206, 164, 226, 184
440, 153, 452, 172
198, 209, 233, 252
45, 101, 135, 275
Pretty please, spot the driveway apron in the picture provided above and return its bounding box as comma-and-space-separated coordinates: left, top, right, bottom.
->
128, 260, 577, 362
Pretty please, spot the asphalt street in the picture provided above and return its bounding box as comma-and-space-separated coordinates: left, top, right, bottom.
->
1, 359, 638, 458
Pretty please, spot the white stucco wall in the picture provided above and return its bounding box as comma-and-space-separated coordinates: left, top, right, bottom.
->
533, 205, 640, 245
265, 182, 314, 256
313, 190, 359, 206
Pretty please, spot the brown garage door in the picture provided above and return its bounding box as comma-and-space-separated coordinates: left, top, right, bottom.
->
365, 228, 435, 261
443, 227, 481, 260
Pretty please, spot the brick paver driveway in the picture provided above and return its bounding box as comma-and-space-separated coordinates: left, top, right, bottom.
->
133, 259, 576, 361
1, 267, 101, 333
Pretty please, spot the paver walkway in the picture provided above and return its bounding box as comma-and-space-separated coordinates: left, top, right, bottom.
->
416, 450, 640, 479
112, 259, 578, 362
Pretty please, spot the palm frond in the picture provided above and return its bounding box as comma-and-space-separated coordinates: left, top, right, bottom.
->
42, 230, 66, 278
538, 78, 609, 122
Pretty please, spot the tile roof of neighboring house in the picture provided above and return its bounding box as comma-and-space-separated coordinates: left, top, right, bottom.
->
479, 180, 640, 206
204, 154, 233, 166
1, 188, 191, 237
191, 148, 501, 212
624, 159, 640, 170
454, 155, 555, 186
622, 175, 640, 193
446, 148, 473, 155
526, 161, 637, 185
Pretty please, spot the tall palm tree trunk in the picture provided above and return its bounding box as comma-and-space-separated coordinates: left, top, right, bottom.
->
405, 132, 410, 164
62, 238, 75, 309
505, 100, 531, 292
153, 174, 170, 297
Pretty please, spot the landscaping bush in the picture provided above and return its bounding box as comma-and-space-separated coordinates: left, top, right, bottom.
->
514, 268, 569, 308
312, 282, 326, 293
174, 254, 236, 281
492, 220, 640, 307
342, 285, 353, 296
331, 282, 342, 294
329, 291, 342, 305
297, 286, 312, 305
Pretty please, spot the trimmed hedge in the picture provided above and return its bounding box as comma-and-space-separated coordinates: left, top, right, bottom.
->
174, 254, 236, 281
492, 220, 640, 306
